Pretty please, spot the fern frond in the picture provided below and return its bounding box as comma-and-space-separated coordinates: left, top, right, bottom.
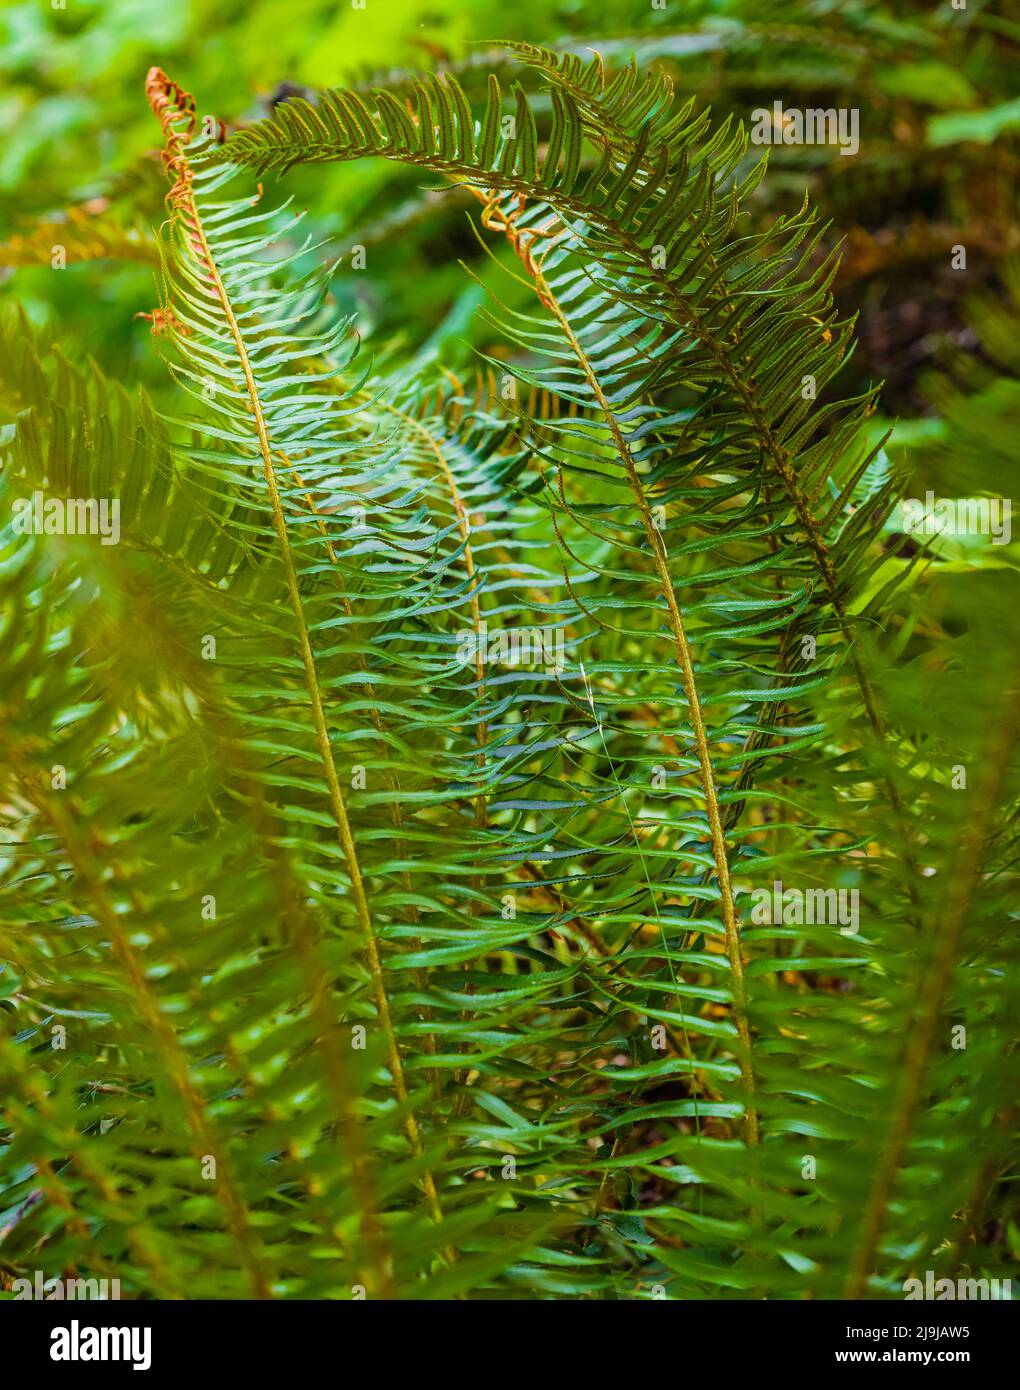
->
0, 205, 157, 269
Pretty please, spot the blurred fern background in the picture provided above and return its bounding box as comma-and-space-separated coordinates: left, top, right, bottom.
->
0, 0, 1017, 1301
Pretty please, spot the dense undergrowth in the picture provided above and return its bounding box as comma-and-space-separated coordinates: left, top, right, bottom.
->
0, 3, 1017, 1301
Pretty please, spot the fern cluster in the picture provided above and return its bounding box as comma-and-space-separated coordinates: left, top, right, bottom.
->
0, 44, 1016, 1301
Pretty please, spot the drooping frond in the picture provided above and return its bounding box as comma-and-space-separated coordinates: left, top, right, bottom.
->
3, 42, 1016, 1306
210, 53, 1020, 1299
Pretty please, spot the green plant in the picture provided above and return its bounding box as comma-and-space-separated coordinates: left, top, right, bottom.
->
0, 47, 1016, 1301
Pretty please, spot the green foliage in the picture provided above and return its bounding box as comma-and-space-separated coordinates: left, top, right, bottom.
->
0, 13, 1017, 1302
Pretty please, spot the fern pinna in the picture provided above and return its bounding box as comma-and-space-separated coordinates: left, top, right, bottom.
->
0, 48, 1015, 1301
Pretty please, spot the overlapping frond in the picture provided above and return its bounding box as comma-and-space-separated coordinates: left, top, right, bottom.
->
2, 45, 1016, 1304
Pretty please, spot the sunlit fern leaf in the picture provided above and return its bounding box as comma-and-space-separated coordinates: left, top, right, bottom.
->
2, 43, 1017, 1304
218, 50, 1020, 1300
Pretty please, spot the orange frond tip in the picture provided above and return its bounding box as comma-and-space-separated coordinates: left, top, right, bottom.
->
135, 307, 189, 336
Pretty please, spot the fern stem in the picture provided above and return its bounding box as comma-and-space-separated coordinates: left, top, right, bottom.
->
844, 680, 1020, 1296
132, 571, 395, 1292
201, 220, 445, 1229
484, 206, 758, 1146
146, 70, 447, 1241
608, 231, 925, 882
289, 457, 441, 1095
5, 754, 273, 1298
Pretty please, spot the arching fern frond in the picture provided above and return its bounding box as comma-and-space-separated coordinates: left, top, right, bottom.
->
3, 44, 1016, 1307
